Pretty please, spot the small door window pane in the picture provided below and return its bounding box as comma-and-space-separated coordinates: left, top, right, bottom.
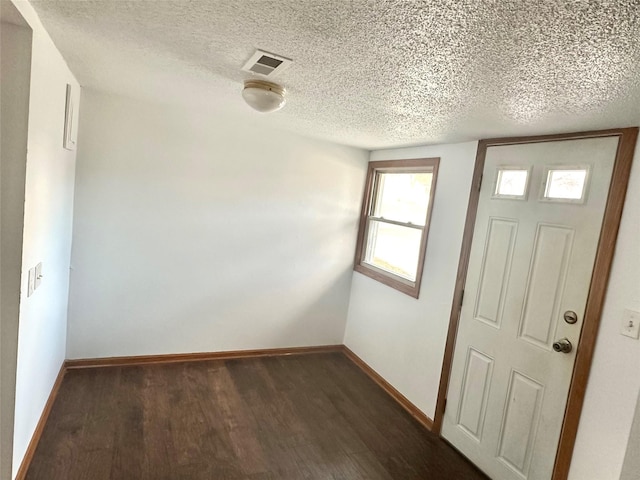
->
374, 172, 433, 225
494, 168, 529, 198
544, 168, 588, 201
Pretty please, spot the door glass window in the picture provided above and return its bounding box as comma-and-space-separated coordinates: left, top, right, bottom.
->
493, 168, 529, 199
542, 167, 589, 202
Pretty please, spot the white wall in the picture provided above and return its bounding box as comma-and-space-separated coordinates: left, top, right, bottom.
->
67, 89, 368, 359
8, 0, 80, 476
344, 141, 478, 418
0, 4, 32, 478
620, 392, 640, 480
569, 141, 640, 480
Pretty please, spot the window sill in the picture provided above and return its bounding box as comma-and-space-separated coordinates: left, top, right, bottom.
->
354, 263, 420, 298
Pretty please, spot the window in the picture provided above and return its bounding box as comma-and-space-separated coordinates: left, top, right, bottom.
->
354, 158, 439, 298
493, 167, 530, 199
541, 166, 590, 202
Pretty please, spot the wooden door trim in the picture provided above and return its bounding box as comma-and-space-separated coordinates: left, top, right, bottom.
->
432, 127, 639, 480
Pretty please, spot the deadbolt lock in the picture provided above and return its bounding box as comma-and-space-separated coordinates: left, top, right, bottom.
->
553, 338, 573, 354
564, 310, 578, 324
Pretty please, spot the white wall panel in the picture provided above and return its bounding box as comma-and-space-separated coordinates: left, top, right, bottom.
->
6, 0, 80, 476
67, 90, 368, 359
344, 141, 478, 417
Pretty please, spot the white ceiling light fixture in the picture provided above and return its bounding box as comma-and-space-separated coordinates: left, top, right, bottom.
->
242, 79, 286, 113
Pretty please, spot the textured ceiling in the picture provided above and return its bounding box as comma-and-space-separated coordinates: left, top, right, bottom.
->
29, 0, 640, 149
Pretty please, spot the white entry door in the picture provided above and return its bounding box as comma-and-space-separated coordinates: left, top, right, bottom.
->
442, 136, 620, 480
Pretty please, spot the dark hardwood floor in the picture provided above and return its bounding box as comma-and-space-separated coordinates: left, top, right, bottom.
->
26, 352, 488, 480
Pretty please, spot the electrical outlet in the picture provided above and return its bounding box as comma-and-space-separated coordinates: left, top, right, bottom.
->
621, 309, 640, 339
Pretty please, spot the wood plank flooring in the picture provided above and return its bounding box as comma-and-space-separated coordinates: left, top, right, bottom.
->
25, 352, 488, 479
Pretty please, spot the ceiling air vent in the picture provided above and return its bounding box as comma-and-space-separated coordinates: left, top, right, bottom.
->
242, 49, 292, 77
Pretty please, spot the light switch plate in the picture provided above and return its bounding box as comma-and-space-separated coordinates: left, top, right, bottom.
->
27, 267, 36, 297
35, 262, 43, 289
621, 309, 640, 339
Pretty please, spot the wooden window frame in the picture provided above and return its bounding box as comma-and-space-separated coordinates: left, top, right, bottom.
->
353, 158, 439, 298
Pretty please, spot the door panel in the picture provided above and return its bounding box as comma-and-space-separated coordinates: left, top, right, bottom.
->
518, 224, 574, 349
474, 218, 518, 328
496, 370, 544, 476
442, 136, 619, 479
457, 348, 494, 440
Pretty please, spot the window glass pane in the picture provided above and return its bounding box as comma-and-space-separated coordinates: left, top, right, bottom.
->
364, 220, 422, 281
495, 169, 528, 197
545, 169, 588, 200
373, 172, 433, 225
